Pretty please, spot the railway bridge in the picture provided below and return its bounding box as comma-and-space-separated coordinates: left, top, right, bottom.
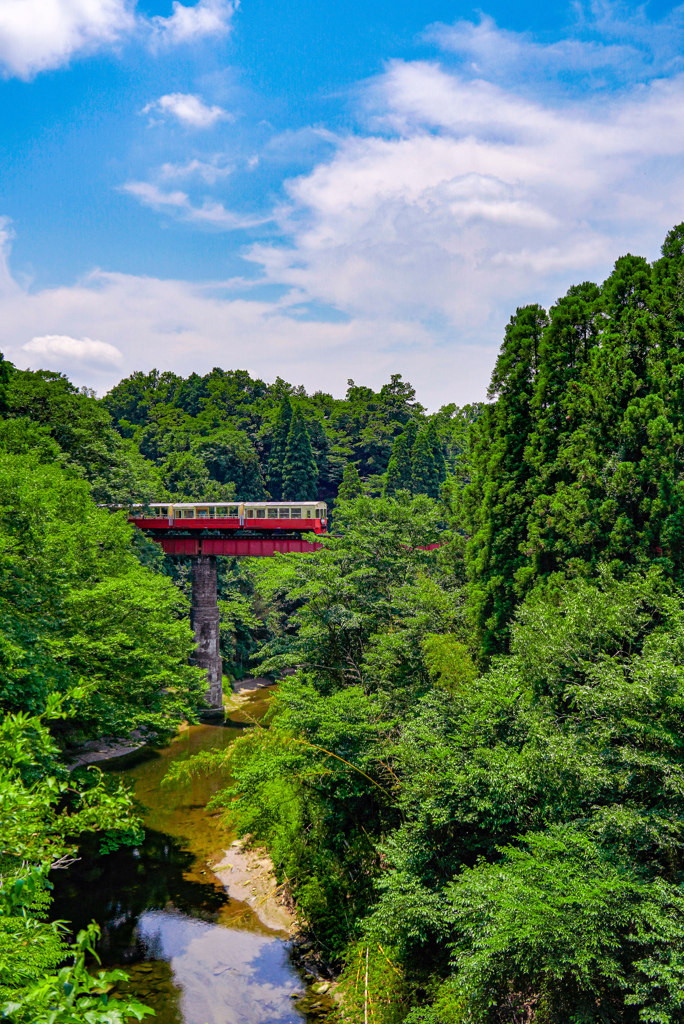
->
129, 500, 327, 714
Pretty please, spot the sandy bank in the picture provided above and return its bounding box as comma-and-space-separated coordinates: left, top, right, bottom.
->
213, 838, 296, 934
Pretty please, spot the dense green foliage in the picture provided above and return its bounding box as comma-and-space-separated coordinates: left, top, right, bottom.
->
385, 420, 448, 499
282, 406, 318, 500
336, 460, 363, 502
0, 695, 153, 1022
169, 223, 684, 1024
9, 224, 684, 1024
461, 225, 684, 655
104, 368, 474, 504
2, 365, 160, 505
267, 394, 293, 499
0, 430, 205, 741
0, 358, 208, 1022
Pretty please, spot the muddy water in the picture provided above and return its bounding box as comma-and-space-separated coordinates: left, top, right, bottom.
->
51, 689, 310, 1024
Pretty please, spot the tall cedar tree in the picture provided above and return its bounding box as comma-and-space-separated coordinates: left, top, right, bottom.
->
426, 419, 447, 485
384, 435, 408, 497
412, 426, 439, 498
194, 430, 267, 499
463, 223, 684, 655
337, 461, 363, 502
461, 305, 548, 655
384, 420, 417, 496
0, 354, 11, 415
282, 407, 318, 500
267, 395, 292, 499
104, 369, 426, 504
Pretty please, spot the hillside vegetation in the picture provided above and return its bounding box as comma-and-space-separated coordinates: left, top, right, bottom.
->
177, 223, 684, 1024
3, 224, 684, 1022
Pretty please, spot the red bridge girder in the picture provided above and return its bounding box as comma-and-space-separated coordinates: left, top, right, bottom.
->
158, 536, 323, 557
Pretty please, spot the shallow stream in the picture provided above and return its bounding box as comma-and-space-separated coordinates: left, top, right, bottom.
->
51, 689, 313, 1024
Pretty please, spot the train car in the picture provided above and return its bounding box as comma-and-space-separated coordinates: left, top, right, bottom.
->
129, 501, 327, 531
243, 501, 327, 523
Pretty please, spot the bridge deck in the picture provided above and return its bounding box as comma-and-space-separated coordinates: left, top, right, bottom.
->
129, 516, 324, 532
159, 536, 323, 556
129, 517, 325, 556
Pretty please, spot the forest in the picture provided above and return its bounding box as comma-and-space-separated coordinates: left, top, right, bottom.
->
3, 223, 684, 1023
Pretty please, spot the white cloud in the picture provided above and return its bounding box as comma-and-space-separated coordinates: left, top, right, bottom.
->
0, 240, 484, 406
143, 92, 229, 128
120, 181, 269, 229
0, 0, 134, 78
425, 7, 684, 90
6, 11, 684, 408
22, 335, 123, 368
426, 14, 637, 84
121, 182, 189, 210
234, 56, 684, 336
150, 0, 235, 46
0, 0, 235, 78
159, 157, 233, 183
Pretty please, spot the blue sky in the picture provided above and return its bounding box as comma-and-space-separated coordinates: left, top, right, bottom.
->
1, 0, 684, 407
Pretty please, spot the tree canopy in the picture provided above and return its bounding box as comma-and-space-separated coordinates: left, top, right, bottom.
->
8, 223, 684, 1024
104, 367, 474, 503
169, 222, 684, 1024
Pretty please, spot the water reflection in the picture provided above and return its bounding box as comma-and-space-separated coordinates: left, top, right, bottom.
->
50, 828, 230, 963
134, 911, 302, 1024
52, 689, 307, 1024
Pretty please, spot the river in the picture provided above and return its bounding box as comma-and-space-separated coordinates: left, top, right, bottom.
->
51, 688, 322, 1024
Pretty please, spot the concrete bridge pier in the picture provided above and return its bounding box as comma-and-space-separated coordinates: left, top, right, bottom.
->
190, 555, 223, 712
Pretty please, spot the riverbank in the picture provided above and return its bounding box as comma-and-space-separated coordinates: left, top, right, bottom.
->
214, 838, 295, 934
54, 683, 343, 1022
65, 731, 149, 768
66, 676, 275, 770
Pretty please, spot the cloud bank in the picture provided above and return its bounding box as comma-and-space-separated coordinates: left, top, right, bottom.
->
0, 0, 134, 78
0, 0, 235, 78
245, 53, 684, 339
6, 11, 684, 407
1, 251, 475, 403
22, 335, 123, 369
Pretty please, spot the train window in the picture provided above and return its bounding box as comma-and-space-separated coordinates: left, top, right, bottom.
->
228, 507, 239, 517
257, 509, 266, 518
279, 508, 290, 518
306, 509, 312, 518
246, 509, 255, 518
185, 509, 195, 519
198, 509, 209, 518
268, 508, 278, 519
290, 508, 301, 518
